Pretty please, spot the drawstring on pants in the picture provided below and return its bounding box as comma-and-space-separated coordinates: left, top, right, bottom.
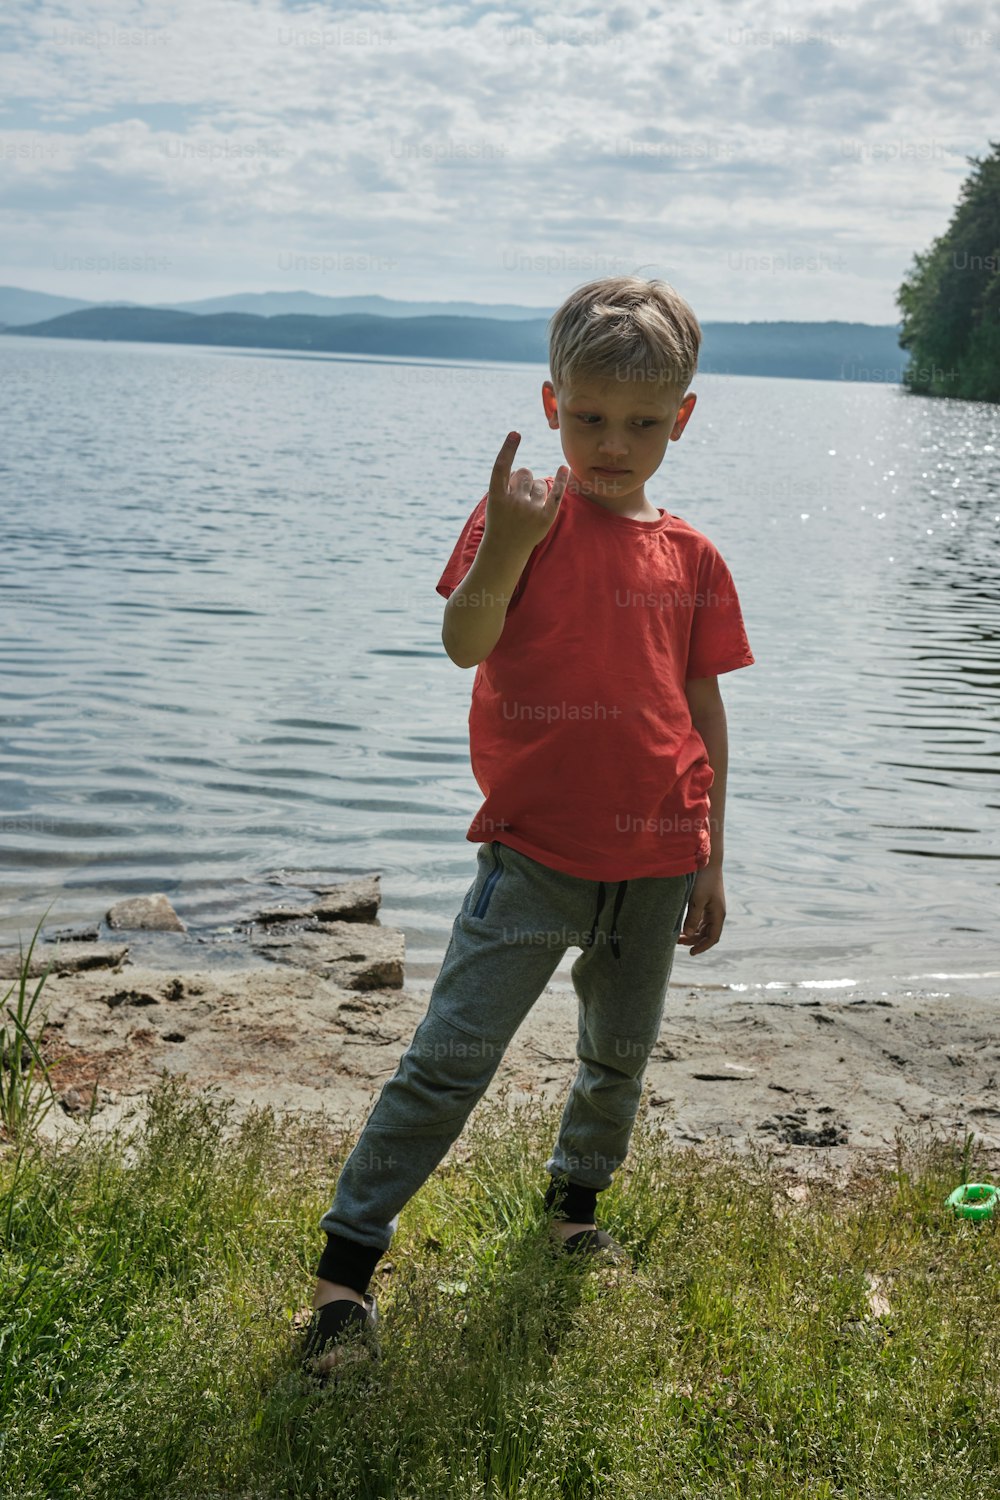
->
583, 880, 629, 961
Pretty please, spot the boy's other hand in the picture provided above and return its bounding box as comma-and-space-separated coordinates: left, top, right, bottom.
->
676, 867, 725, 956
483, 432, 569, 555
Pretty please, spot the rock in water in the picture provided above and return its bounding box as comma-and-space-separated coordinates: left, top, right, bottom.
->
106, 894, 187, 932
252, 875, 383, 929
310, 876, 382, 923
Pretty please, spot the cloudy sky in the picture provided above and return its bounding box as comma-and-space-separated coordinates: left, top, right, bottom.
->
0, 0, 995, 321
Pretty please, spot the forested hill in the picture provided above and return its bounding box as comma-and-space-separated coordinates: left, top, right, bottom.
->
897, 139, 1000, 402
2, 305, 908, 384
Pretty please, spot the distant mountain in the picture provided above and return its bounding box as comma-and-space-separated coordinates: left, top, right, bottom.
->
154, 290, 556, 321
698, 322, 908, 383
0, 285, 552, 329
1, 306, 549, 360
0, 285, 145, 328
1, 303, 909, 383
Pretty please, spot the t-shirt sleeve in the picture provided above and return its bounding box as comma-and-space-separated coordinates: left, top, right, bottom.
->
435, 495, 488, 599
685, 544, 755, 678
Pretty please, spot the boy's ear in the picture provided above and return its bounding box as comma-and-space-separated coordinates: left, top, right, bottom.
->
541, 380, 559, 428
671, 391, 697, 441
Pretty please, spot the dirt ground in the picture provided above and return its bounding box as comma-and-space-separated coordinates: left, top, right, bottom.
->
16, 942, 1000, 1188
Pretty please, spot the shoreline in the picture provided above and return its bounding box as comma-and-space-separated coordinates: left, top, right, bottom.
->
4, 912, 998, 1007
12, 945, 999, 1182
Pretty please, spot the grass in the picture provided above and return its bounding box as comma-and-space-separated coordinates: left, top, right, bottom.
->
0, 906, 77, 1145
0, 952, 998, 1497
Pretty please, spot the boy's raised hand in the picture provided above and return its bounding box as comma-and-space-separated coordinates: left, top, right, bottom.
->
483, 432, 570, 555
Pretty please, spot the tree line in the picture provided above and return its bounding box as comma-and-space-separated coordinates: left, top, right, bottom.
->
897, 139, 1000, 403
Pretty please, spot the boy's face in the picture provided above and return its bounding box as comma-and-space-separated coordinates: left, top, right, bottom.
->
541, 373, 696, 512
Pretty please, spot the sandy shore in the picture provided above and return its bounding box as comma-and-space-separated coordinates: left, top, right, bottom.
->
13, 937, 999, 1183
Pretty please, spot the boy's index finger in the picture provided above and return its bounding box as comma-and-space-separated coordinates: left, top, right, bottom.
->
491, 431, 520, 488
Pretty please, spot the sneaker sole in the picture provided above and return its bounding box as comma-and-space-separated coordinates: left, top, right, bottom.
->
549, 1227, 630, 1266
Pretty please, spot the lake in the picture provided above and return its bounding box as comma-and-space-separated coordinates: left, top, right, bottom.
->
1, 334, 998, 1000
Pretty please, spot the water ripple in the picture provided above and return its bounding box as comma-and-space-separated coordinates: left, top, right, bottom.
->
1, 340, 998, 993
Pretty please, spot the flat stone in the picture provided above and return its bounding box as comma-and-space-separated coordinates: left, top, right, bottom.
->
250, 919, 403, 990
253, 905, 314, 925
256, 874, 382, 922
106, 894, 187, 932
0, 942, 129, 980
309, 876, 382, 923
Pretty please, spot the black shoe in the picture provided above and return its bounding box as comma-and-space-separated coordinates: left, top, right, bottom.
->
300, 1293, 380, 1384
547, 1225, 630, 1266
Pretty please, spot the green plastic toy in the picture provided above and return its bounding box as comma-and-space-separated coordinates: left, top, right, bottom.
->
946, 1182, 997, 1221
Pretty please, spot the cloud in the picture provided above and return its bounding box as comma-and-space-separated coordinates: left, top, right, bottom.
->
0, 0, 991, 318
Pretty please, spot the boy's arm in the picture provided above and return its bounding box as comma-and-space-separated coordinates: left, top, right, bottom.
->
441, 537, 534, 669
685, 675, 728, 870
679, 675, 728, 955
441, 433, 568, 669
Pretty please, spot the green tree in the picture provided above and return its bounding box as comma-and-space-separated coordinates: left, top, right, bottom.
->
896, 139, 1000, 402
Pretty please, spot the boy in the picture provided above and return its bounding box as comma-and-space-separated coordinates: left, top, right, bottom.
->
300, 275, 755, 1381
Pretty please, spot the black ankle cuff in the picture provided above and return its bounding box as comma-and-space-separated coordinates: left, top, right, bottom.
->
543, 1173, 599, 1224
316, 1232, 384, 1297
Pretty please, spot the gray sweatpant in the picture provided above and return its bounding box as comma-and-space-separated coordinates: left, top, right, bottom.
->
319, 839, 697, 1252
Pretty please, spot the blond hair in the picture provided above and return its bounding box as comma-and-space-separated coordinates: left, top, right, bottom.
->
547, 275, 701, 398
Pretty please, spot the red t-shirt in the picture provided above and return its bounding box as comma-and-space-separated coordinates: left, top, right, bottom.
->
435, 479, 755, 880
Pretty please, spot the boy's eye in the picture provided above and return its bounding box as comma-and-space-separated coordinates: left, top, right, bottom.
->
575, 416, 658, 428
